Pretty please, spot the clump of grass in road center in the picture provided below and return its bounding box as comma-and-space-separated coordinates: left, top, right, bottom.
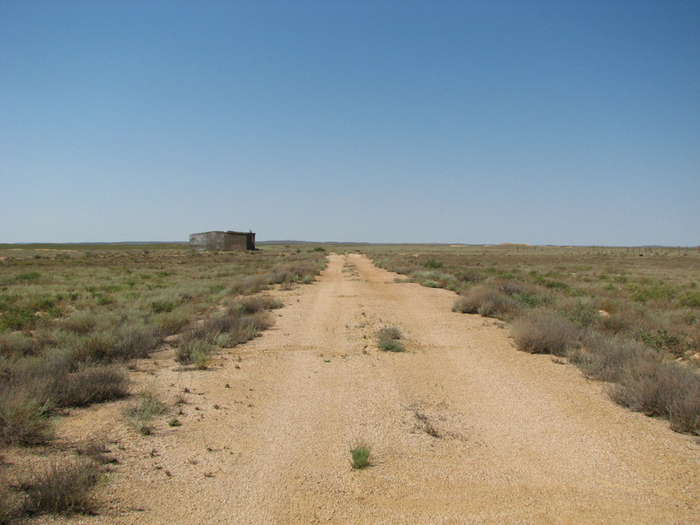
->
377, 326, 405, 352
124, 389, 166, 435
350, 443, 372, 469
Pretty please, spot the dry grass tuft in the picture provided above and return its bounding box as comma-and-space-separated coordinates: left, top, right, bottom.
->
452, 286, 519, 318
511, 310, 580, 356
22, 458, 100, 515
0, 393, 53, 446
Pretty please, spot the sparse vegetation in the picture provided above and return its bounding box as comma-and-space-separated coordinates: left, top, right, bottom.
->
0, 243, 325, 443
0, 243, 327, 518
363, 244, 700, 435
76, 437, 117, 465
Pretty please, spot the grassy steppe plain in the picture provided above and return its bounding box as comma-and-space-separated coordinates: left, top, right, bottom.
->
0, 243, 325, 522
354, 244, 700, 436
1, 242, 698, 522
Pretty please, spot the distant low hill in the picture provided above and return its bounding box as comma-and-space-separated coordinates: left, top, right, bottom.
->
259, 240, 371, 245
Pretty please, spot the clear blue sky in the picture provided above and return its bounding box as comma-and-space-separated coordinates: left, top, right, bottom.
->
1, 1, 698, 245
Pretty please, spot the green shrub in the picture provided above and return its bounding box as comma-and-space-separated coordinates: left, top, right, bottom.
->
631, 284, 676, 303
124, 390, 166, 434
150, 301, 177, 313
350, 443, 371, 469
637, 329, 686, 357
423, 259, 443, 269
14, 272, 40, 283
679, 292, 700, 308
515, 291, 546, 308
0, 306, 35, 332
562, 301, 599, 328
542, 280, 570, 291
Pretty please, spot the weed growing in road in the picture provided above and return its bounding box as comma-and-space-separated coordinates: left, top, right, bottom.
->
377, 327, 405, 352
124, 389, 166, 435
350, 443, 372, 469
76, 437, 117, 465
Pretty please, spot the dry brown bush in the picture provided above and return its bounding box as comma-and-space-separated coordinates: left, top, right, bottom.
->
52, 365, 129, 407
452, 286, 519, 318
569, 332, 655, 382
511, 310, 580, 356
609, 361, 700, 435
231, 295, 282, 315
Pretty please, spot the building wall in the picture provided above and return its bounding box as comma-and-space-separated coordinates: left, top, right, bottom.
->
189, 231, 255, 251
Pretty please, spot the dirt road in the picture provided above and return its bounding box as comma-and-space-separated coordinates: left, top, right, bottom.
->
49, 254, 699, 524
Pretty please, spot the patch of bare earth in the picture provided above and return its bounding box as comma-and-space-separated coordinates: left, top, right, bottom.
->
34, 254, 699, 524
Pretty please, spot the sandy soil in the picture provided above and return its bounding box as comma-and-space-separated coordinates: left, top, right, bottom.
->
39, 254, 699, 524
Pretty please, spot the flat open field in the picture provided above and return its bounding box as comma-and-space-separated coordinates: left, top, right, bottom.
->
1, 246, 699, 523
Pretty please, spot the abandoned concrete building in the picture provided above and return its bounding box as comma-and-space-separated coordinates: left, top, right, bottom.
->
189, 231, 256, 251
